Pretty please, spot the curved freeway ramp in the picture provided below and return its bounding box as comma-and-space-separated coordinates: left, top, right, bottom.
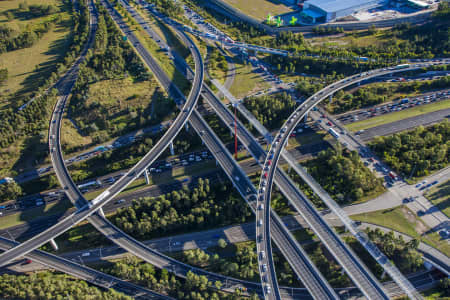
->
258, 61, 449, 300
0, 0, 204, 269
0, 237, 173, 300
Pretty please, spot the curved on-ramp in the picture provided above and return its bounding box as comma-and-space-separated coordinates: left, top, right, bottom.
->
0, 0, 204, 268
258, 60, 449, 300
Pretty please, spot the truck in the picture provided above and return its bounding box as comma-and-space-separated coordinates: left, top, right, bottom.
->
328, 128, 340, 139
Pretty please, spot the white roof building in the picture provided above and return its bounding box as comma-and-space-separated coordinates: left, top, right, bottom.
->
302, 0, 387, 22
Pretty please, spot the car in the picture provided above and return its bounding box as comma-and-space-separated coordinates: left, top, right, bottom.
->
258, 219, 263, 226
23, 259, 32, 265
417, 210, 426, 217
262, 264, 267, 272
259, 204, 264, 210
235, 176, 240, 182
439, 229, 449, 238
260, 251, 265, 259
415, 183, 422, 188
431, 180, 438, 185
81, 252, 91, 257
263, 172, 268, 179
115, 199, 125, 205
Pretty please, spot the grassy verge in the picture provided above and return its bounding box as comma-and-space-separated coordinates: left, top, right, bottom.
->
346, 99, 450, 132
0, 1, 73, 103
0, 199, 74, 230
229, 59, 269, 99
352, 205, 450, 257
221, 0, 293, 20
425, 179, 450, 218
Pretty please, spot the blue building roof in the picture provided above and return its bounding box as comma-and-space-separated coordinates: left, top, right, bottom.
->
305, 0, 382, 13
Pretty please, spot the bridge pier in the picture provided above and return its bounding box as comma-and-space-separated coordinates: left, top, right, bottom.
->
329, 94, 333, 103
98, 208, 105, 218
49, 239, 59, 251
169, 142, 175, 156
304, 112, 309, 122
144, 168, 150, 185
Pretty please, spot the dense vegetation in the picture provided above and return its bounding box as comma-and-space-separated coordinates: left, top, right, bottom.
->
0, 181, 23, 203
0, 0, 90, 159
113, 178, 252, 239
70, 5, 167, 144
105, 256, 258, 300
292, 146, 384, 205
0, 272, 130, 300
243, 92, 296, 130
367, 228, 423, 273
327, 76, 450, 114
370, 121, 449, 178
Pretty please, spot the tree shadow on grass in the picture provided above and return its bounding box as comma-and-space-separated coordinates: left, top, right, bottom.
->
11, 132, 48, 175
11, 19, 72, 103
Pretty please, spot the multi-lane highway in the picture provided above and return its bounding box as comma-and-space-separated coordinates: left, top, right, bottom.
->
0, 237, 173, 300
260, 61, 449, 300
2, 0, 448, 298
0, 0, 205, 269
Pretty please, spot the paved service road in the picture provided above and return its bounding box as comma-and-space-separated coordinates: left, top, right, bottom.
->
359, 108, 450, 141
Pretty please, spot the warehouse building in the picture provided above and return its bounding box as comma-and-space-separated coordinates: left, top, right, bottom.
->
301, 0, 388, 23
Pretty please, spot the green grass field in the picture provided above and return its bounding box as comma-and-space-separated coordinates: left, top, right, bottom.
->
346, 99, 450, 132
0, 0, 73, 104
0, 199, 74, 230
425, 180, 450, 218
222, 0, 293, 20
229, 59, 269, 99
61, 118, 93, 153
352, 205, 450, 257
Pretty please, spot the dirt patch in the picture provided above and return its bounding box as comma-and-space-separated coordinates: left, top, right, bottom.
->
401, 206, 428, 235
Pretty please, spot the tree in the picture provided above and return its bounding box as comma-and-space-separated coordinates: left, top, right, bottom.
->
217, 238, 227, 249
0, 181, 22, 203
0, 68, 7, 85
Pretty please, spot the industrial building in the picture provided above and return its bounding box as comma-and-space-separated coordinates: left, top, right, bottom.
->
301, 0, 388, 23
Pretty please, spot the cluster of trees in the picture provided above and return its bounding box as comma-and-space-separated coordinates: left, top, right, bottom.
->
70, 5, 157, 141
367, 228, 423, 273
437, 278, 450, 297
106, 256, 257, 299
0, 21, 56, 53
328, 76, 450, 114
312, 26, 344, 35
0, 68, 7, 85
267, 31, 305, 49
184, 246, 259, 281
243, 92, 296, 130
19, 3, 58, 18
350, 3, 449, 59
265, 54, 385, 77
112, 178, 252, 239
144, 0, 184, 19
370, 121, 449, 178
0, 272, 130, 300
208, 48, 228, 77
293, 146, 384, 204
0, 181, 22, 203
0, 0, 90, 150
0, 2, 60, 53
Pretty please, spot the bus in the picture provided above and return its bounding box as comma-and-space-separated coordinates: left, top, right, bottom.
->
328, 128, 340, 139
395, 64, 410, 69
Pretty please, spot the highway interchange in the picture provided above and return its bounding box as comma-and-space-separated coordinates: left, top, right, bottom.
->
0, 0, 449, 299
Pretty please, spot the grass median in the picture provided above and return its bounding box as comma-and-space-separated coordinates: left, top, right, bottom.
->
345, 99, 450, 132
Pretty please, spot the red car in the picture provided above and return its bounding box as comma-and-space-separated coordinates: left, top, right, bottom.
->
263, 172, 268, 178
267, 160, 271, 166
327, 121, 333, 126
